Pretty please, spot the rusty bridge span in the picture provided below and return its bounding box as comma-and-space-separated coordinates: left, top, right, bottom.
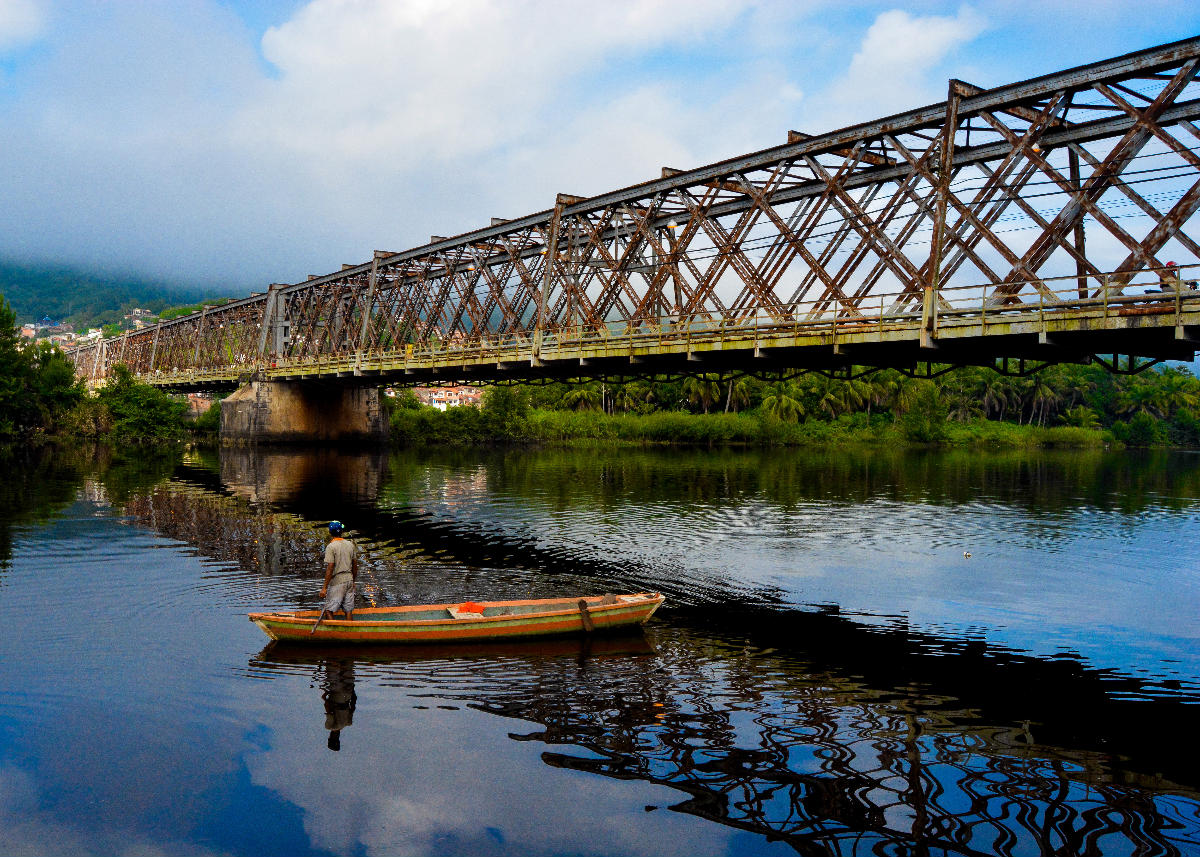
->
67, 38, 1200, 437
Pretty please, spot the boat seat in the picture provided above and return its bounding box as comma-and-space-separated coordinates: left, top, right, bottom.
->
447, 606, 486, 619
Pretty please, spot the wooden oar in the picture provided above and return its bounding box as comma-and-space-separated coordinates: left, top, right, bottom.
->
578, 599, 595, 633
310, 605, 330, 635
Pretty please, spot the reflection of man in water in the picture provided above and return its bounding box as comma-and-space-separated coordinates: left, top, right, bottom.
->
320, 520, 358, 621
322, 659, 356, 751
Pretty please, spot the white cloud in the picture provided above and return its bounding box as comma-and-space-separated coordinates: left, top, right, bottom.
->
814, 5, 987, 128
245, 0, 752, 163
4, 0, 1197, 290
0, 0, 43, 52
0, 0, 803, 286
246, 704, 720, 857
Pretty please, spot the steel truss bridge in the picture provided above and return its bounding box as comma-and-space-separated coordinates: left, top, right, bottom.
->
70, 38, 1200, 390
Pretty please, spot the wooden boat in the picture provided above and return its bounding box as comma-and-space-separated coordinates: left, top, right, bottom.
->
248, 592, 665, 644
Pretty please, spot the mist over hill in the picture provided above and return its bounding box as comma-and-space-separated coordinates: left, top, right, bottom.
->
0, 259, 231, 330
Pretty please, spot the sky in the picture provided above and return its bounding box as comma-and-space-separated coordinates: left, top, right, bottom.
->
0, 0, 1198, 293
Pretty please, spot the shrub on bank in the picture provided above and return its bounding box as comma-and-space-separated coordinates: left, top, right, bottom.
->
90, 366, 188, 442
1111, 412, 1167, 447
0, 298, 84, 438
389, 401, 1114, 449
943, 420, 1113, 448
193, 400, 222, 433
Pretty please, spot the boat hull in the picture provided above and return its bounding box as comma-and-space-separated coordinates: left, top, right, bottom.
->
248, 593, 664, 644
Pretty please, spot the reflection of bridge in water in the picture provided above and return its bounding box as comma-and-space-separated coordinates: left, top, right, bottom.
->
248, 628, 1198, 857
69, 39, 1200, 414
110, 449, 1200, 855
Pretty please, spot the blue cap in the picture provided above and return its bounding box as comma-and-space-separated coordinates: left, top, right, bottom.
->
328, 521, 344, 535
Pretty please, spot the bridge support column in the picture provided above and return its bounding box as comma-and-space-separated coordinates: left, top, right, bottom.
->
220, 379, 387, 444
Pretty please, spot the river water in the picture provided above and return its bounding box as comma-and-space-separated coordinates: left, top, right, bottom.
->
0, 443, 1197, 856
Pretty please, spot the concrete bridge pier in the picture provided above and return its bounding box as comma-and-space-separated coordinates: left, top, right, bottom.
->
220, 378, 388, 443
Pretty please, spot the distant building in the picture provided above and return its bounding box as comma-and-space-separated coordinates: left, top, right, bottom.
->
124, 308, 155, 327
185, 393, 215, 419
37, 324, 73, 339
410, 385, 483, 411
20, 325, 36, 339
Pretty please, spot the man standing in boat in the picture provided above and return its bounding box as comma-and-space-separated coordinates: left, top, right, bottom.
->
320, 521, 358, 621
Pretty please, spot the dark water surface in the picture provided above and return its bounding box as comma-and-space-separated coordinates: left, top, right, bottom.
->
0, 444, 1197, 856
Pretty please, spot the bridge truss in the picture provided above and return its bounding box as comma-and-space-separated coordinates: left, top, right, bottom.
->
70, 38, 1200, 388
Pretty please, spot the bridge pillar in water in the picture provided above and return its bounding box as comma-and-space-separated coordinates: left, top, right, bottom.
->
220, 379, 387, 443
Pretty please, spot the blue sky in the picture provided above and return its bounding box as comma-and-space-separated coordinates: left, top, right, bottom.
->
0, 1, 1198, 291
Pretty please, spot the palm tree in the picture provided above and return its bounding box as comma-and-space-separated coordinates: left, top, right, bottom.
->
683, 374, 722, 414
812, 375, 846, 419
611, 380, 654, 414
945, 387, 983, 422
1059, 367, 1095, 409
1010, 376, 1034, 424
724, 376, 751, 413
1028, 374, 1060, 427
886, 374, 921, 421
562, 386, 601, 411
1157, 368, 1200, 417
840, 377, 870, 415
761, 386, 804, 422
1060, 405, 1100, 428
862, 374, 891, 418
981, 372, 1013, 421
1116, 382, 1167, 419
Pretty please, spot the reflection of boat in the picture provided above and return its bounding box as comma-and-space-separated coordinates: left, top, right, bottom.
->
248, 592, 665, 644
252, 632, 657, 666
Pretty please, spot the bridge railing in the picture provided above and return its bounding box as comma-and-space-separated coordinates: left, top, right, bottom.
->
145, 264, 1199, 386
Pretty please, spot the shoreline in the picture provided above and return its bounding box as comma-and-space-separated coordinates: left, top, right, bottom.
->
386, 408, 1125, 450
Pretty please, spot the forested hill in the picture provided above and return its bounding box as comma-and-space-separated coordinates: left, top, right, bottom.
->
0, 259, 229, 329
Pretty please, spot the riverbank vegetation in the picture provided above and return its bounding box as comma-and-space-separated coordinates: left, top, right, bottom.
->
390, 361, 1200, 448
0, 297, 192, 443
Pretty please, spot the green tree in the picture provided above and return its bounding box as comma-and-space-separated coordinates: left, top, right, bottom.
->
613, 380, 655, 414
1113, 411, 1165, 446
884, 372, 921, 421
0, 297, 31, 436
1116, 381, 1167, 419
723, 376, 751, 413
481, 386, 529, 438
0, 296, 84, 436
1157, 367, 1200, 417
805, 374, 859, 419
192, 400, 222, 433
97, 365, 188, 441
562, 386, 602, 412
980, 371, 1015, 421
26, 341, 83, 428
1060, 405, 1100, 429
899, 381, 948, 442
760, 384, 804, 422
683, 375, 722, 414
1028, 374, 1060, 428
392, 389, 423, 410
